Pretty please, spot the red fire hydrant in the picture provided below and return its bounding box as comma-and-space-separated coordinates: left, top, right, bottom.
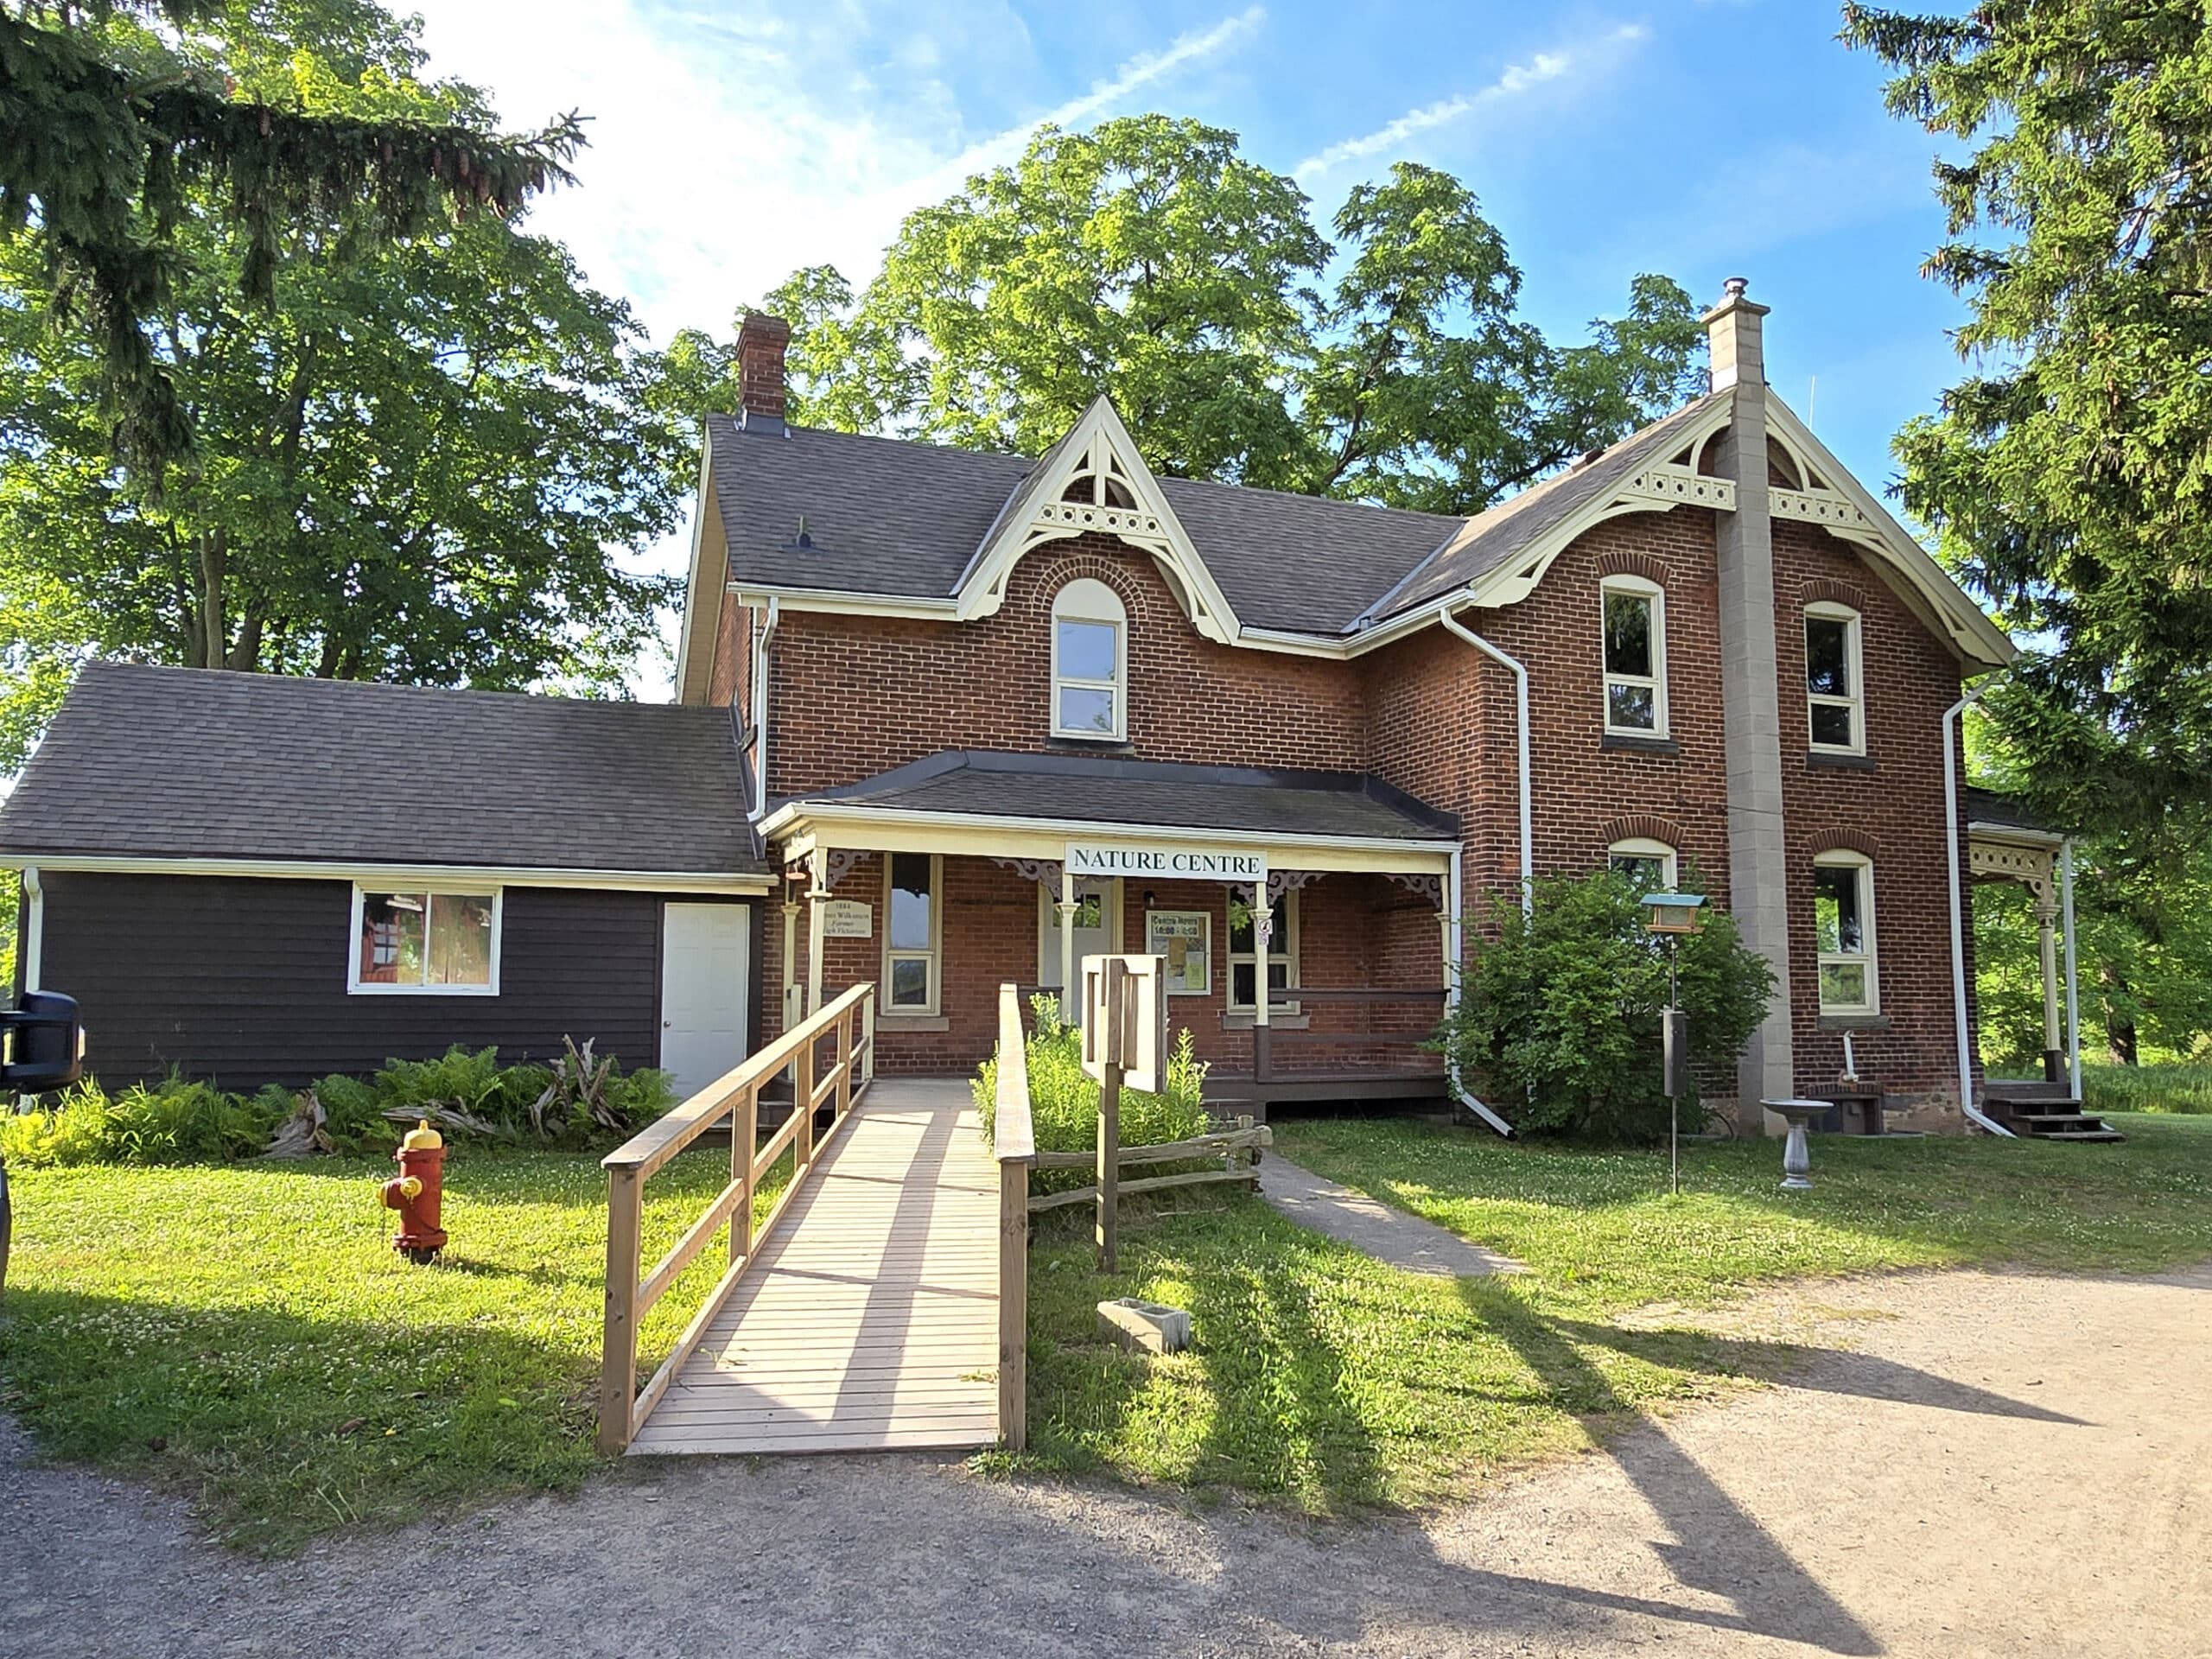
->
380, 1119, 448, 1264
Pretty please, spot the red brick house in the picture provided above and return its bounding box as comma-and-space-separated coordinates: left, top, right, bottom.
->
671, 283, 2020, 1135
10, 280, 2084, 1135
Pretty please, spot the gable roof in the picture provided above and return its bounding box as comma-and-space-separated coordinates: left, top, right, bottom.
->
0, 663, 765, 877
704, 412, 1463, 636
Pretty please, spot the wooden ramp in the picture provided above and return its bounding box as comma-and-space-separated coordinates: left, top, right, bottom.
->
627, 1078, 1001, 1456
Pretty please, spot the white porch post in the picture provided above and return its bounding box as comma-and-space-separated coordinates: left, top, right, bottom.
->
2061, 840, 2082, 1099
780, 898, 800, 1033
2037, 893, 2064, 1083
1251, 893, 1273, 1030
1058, 865, 1078, 1020
805, 846, 829, 1016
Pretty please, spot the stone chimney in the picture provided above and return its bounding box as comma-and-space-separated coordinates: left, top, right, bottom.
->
736, 313, 791, 428
1703, 277, 1795, 1135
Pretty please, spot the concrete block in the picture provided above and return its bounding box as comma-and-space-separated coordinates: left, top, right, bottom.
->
1097, 1297, 1192, 1355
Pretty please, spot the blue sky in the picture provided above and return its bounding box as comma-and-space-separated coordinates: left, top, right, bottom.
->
408, 0, 1973, 687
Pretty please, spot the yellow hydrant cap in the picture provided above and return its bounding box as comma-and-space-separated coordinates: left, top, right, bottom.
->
402, 1118, 443, 1151
398, 1174, 423, 1200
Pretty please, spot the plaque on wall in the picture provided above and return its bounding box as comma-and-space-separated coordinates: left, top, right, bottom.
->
1143, 910, 1211, 995
822, 899, 873, 938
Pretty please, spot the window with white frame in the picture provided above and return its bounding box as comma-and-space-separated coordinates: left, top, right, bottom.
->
1051, 578, 1127, 740
1607, 837, 1679, 895
1805, 603, 1865, 753
350, 887, 500, 994
1227, 888, 1298, 1014
883, 852, 942, 1013
1600, 576, 1668, 736
1811, 852, 1878, 1014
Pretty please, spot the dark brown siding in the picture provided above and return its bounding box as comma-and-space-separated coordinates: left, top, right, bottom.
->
35, 872, 748, 1090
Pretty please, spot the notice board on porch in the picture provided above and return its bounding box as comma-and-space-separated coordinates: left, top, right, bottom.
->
1144, 910, 1211, 995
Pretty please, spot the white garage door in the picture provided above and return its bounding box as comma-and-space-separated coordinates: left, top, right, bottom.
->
659, 903, 751, 1102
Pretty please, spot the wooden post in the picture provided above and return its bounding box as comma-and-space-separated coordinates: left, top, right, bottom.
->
1096, 957, 1124, 1273
836, 1006, 854, 1119
730, 1080, 759, 1267
598, 1166, 644, 1454
795, 1037, 816, 1169
998, 1160, 1028, 1450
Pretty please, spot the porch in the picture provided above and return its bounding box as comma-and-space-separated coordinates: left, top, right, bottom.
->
755, 751, 1471, 1119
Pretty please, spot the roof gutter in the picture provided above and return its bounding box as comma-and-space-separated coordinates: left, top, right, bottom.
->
1435, 604, 1529, 1140
1943, 689, 2014, 1137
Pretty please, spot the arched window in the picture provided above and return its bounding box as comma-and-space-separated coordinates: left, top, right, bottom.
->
1812, 850, 1878, 1014
1607, 837, 1678, 894
1805, 602, 1865, 753
1600, 575, 1668, 736
1051, 578, 1127, 740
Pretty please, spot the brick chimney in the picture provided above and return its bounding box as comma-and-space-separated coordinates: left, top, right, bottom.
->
1702, 276, 1795, 1135
736, 313, 791, 427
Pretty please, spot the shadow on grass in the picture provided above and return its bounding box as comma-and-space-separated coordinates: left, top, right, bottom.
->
1, 1285, 600, 1554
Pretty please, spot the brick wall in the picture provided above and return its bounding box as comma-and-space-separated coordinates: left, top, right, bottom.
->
1773, 520, 1973, 1108
730, 499, 1978, 1116
764, 537, 1366, 797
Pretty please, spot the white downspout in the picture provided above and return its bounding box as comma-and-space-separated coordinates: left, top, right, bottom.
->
20, 865, 42, 995
1943, 694, 2014, 1136
748, 595, 780, 824
2060, 838, 2082, 1100
1436, 604, 1529, 1138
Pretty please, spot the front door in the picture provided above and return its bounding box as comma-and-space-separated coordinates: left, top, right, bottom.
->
1040, 880, 1115, 1020
660, 902, 751, 1101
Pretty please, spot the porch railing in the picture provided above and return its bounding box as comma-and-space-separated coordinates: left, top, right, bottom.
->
1249, 986, 1450, 1084
597, 982, 875, 1454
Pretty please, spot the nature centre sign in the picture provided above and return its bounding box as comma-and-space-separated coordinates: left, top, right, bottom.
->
1065, 842, 1267, 884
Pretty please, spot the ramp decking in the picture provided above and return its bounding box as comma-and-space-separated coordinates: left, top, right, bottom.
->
626, 1078, 1002, 1456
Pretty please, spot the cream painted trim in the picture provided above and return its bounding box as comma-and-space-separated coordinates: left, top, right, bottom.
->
955, 397, 1242, 643
4, 855, 772, 894
676, 442, 731, 707
1764, 396, 2015, 669
729, 583, 958, 620
1968, 820, 2066, 849
763, 801, 1454, 874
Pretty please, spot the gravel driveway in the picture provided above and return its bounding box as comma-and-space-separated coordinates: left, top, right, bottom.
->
6, 1263, 2207, 1658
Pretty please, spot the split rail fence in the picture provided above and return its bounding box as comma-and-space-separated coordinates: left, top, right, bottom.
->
598, 982, 875, 1454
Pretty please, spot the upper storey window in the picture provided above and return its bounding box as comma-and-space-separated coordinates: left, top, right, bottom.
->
1051, 578, 1127, 741
1600, 576, 1668, 737
1805, 603, 1865, 753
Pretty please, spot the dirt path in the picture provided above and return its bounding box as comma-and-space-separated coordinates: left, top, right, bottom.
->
6, 1264, 2208, 1658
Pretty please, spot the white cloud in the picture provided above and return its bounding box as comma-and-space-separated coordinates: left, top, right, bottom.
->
1293, 23, 1648, 183
404, 1, 1265, 697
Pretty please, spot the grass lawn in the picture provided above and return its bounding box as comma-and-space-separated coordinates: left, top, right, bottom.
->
10, 1112, 2212, 1549
0, 1143, 786, 1553
1010, 1111, 2212, 1514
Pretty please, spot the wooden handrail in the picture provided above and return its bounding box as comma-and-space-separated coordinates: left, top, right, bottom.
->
993, 984, 1034, 1451
598, 982, 875, 1455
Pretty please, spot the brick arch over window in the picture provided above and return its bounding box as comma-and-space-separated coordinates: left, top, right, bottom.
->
1808, 828, 1883, 861
1024, 540, 1153, 624
1599, 812, 1685, 849
1798, 575, 1872, 613
1595, 550, 1671, 587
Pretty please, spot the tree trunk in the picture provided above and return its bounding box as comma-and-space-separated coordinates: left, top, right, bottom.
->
194, 528, 226, 670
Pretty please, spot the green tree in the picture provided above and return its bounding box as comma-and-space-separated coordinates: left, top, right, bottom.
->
1439, 872, 1776, 1141
669, 118, 1704, 511
1, 0, 580, 472
0, 0, 684, 771
1846, 3, 2212, 836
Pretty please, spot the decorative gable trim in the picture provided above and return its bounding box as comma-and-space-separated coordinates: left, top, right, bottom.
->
1763, 397, 2016, 670
1617, 462, 1736, 512
954, 397, 1240, 643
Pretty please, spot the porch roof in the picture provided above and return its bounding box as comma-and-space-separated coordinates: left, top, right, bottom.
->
760, 751, 1458, 872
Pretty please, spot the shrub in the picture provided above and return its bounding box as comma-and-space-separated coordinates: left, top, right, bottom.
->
2082, 1062, 2212, 1116
1440, 871, 1777, 1141
976, 995, 1211, 1192
0, 1074, 283, 1167
0, 1042, 676, 1168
